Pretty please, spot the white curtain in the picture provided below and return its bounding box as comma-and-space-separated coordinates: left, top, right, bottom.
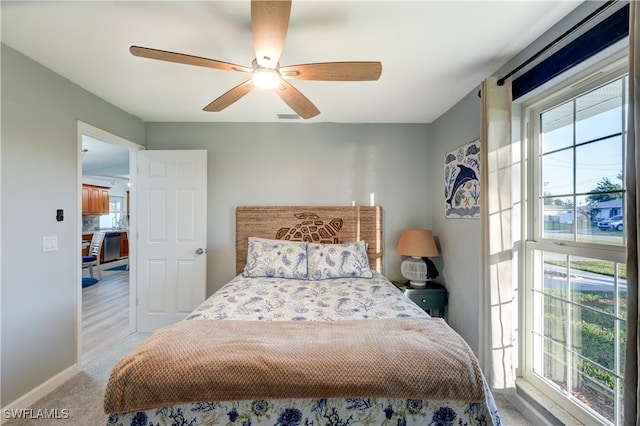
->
624, 2, 639, 425
479, 76, 516, 390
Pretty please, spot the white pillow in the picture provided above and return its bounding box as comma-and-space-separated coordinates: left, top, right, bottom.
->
307, 241, 373, 280
243, 238, 308, 279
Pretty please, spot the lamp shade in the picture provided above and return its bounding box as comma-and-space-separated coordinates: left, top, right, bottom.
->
396, 229, 439, 257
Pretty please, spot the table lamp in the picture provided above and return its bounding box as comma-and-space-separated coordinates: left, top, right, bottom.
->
396, 229, 439, 287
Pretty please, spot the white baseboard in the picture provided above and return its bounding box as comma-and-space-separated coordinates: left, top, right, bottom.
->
0, 364, 78, 425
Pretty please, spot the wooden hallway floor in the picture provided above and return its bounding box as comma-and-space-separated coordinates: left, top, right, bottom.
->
82, 267, 130, 363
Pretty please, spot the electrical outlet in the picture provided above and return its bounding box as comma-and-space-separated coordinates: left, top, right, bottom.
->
43, 235, 58, 252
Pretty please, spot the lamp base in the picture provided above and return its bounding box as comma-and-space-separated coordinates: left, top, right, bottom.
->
400, 256, 439, 288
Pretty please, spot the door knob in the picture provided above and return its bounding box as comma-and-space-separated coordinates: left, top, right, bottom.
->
195, 248, 204, 255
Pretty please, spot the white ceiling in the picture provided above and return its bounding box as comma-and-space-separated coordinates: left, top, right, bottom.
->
1, 1, 582, 124
82, 135, 130, 180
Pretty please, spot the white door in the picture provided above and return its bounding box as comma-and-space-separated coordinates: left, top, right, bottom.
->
136, 150, 207, 332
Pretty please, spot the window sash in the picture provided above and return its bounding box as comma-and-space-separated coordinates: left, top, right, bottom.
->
532, 75, 627, 248
524, 241, 626, 425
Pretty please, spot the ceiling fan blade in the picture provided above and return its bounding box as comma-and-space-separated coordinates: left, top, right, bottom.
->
251, 0, 291, 68
203, 80, 255, 112
130, 46, 252, 73
276, 80, 320, 119
280, 62, 382, 81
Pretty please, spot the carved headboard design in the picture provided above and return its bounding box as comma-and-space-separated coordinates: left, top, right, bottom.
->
236, 206, 383, 275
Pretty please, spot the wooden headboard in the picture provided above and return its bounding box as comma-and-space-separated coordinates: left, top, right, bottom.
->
236, 206, 383, 275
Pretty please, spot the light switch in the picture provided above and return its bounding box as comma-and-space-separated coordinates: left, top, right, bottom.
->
43, 235, 58, 252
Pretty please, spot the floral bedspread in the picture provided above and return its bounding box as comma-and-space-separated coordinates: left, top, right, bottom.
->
106, 273, 502, 426
185, 272, 429, 322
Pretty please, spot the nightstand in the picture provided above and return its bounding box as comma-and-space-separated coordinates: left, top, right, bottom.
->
392, 280, 448, 321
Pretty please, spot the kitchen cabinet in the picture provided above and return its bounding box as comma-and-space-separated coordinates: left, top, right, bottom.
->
120, 232, 129, 257
82, 186, 90, 214
82, 184, 110, 215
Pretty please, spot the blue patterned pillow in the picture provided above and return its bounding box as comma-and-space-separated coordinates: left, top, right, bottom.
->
243, 238, 308, 279
307, 241, 373, 280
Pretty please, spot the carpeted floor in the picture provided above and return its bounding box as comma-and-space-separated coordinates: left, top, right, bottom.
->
4, 332, 534, 425
3, 333, 149, 426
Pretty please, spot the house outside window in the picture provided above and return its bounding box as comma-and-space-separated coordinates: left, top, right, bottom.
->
523, 62, 627, 425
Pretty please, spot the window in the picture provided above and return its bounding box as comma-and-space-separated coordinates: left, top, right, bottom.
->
524, 70, 627, 425
99, 196, 125, 229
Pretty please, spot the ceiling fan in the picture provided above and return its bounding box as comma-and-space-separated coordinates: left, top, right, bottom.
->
130, 0, 382, 119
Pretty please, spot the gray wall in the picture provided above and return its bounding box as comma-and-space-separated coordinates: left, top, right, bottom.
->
426, 1, 616, 353
145, 122, 432, 295
0, 44, 145, 406
429, 90, 482, 352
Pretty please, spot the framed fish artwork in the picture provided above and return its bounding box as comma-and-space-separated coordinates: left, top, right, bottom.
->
444, 139, 480, 218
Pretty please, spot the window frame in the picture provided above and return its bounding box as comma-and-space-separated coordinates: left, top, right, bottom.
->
520, 56, 628, 426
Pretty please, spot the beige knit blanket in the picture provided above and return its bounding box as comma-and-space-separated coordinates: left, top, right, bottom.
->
104, 318, 485, 414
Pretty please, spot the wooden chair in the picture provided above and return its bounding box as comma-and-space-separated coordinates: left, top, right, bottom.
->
82, 232, 106, 280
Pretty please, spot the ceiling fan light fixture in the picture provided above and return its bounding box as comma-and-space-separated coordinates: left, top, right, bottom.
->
129, 1, 382, 118
252, 68, 281, 90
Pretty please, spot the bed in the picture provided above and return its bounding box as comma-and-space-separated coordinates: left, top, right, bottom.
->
104, 206, 501, 426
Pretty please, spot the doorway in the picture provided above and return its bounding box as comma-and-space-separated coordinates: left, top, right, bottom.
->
77, 121, 143, 365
